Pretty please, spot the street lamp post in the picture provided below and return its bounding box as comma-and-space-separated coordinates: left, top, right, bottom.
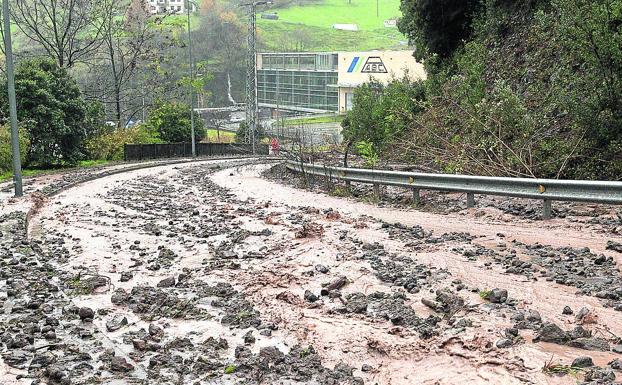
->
186, 0, 196, 157
3, 0, 23, 197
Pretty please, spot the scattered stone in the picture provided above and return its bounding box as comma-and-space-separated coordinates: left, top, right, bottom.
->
315, 264, 329, 274
484, 288, 508, 304
496, 338, 512, 348
78, 307, 95, 321
304, 290, 318, 303
572, 356, 594, 368
111, 288, 129, 305
106, 314, 128, 332
320, 276, 348, 296
110, 356, 134, 372
533, 322, 569, 344
566, 337, 610, 352
132, 339, 147, 351
157, 276, 176, 288
345, 293, 368, 314
562, 306, 573, 315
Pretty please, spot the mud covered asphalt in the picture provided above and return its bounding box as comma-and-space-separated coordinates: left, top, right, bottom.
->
1, 159, 622, 385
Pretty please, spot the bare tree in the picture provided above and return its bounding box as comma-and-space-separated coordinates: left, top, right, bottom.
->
11, 0, 110, 68
78, 0, 188, 127
100, 0, 151, 126
192, 5, 247, 106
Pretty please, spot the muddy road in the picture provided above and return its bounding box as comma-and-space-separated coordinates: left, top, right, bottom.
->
1, 159, 622, 385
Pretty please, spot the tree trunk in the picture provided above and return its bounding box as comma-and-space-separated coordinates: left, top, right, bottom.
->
115, 89, 122, 128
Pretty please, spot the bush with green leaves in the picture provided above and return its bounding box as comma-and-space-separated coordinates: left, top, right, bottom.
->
355, 140, 379, 168
235, 121, 265, 144
144, 102, 205, 143
398, 0, 480, 61
0, 59, 88, 166
343, 75, 426, 159
85, 125, 161, 161
0, 124, 30, 172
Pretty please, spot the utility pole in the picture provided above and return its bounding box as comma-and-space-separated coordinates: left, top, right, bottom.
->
186, 0, 196, 157
3, 0, 23, 197
241, 1, 270, 155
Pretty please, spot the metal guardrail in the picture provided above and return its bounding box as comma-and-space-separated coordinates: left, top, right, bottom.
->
285, 160, 622, 219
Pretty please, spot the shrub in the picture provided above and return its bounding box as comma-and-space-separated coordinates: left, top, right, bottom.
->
235, 121, 265, 143
0, 58, 88, 166
0, 124, 30, 172
85, 125, 161, 161
398, 0, 480, 61
144, 102, 205, 143
344, 76, 426, 157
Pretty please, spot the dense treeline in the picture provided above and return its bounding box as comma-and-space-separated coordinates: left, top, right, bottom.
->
0, 0, 246, 170
347, 0, 622, 179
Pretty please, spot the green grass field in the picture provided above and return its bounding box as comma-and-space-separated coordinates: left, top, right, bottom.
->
283, 114, 345, 126
258, 22, 405, 51
256, 0, 407, 51
203, 129, 236, 143
271, 0, 402, 30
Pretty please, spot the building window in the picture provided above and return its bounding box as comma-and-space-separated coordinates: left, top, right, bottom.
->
299, 55, 315, 70
284, 56, 298, 70
345, 92, 353, 111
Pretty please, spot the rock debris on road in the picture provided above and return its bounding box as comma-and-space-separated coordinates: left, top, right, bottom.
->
1, 159, 621, 385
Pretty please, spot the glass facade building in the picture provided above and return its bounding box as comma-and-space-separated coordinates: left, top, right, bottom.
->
257, 53, 339, 112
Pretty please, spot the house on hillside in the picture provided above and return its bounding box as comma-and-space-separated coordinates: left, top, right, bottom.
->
147, 0, 197, 14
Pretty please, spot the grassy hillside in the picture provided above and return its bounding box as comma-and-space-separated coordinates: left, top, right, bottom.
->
273, 0, 400, 29
147, 0, 408, 51
257, 0, 407, 51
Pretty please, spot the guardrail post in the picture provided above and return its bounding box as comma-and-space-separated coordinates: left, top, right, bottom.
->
412, 188, 421, 206
373, 183, 380, 199
466, 192, 475, 208
542, 199, 552, 220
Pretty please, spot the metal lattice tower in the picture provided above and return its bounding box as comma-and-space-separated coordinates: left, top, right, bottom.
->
244, 4, 258, 153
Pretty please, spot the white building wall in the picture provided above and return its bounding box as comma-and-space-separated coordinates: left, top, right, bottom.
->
147, 0, 196, 14
336, 51, 426, 112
